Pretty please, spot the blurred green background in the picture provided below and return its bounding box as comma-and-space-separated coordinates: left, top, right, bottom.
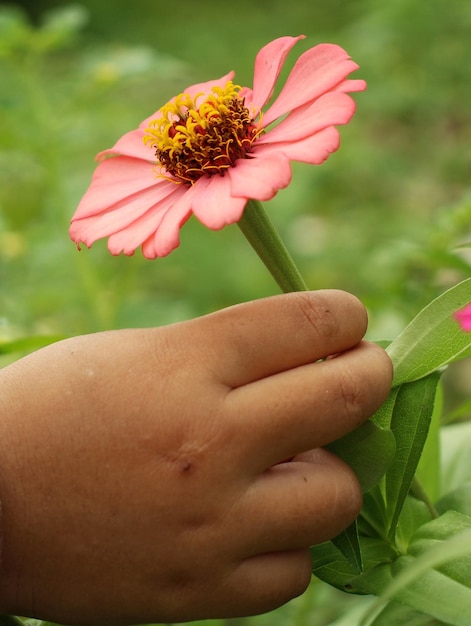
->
0, 1, 470, 624
1, 0, 470, 339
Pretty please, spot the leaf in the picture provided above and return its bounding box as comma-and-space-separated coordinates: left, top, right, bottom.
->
359, 487, 389, 539
331, 520, 362, 573
311, 536, 398, 592
384, 373, 441, 538
355, 555, 471, 625
326, 420, 396, 493
394, 495, 432, 553
326, 599, 377, 626
415, 380, 443, 503
387, 278, 471, 386
408, 510, 471, 585
371, 386, 400, 430
313, 372, 443, 601
353, 512, 471, 626
367, 600, 447, 626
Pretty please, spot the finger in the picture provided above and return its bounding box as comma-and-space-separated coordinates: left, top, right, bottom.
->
183, 290, 368, 387
234, 449, 361, 555
227, 341, 393, 470
222, 550, 312, 617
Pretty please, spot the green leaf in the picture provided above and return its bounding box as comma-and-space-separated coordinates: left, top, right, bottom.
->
353, 512, 471, 626
384, 373, 441, 537
311, 536, 398, 592
325, 598, 379, 626
408, 510, 471, 585
367, 600, 447, 626
326, 420, 396, 494
415, 380, 443, 503
355, 556, 471, 626
371, 386, 400, 430
387, 278, 471, 386
394, 495, 433, 553
331, 520, 362, 574
359, 488, 389, 540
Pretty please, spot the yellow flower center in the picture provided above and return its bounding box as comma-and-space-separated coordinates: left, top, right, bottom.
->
143, 81, 261, 184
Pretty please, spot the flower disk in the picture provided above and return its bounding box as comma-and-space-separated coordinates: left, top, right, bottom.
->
144, 82, 261, 184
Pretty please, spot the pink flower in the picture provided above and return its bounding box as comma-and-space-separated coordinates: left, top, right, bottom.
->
70, 36, 366, 259
454, 303, 471, 332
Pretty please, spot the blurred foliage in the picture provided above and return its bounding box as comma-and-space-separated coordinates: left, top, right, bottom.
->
1, 0, 470, 343
0, 1, 470, 622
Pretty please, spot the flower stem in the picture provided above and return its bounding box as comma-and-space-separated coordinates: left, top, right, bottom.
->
238, 199, 309, 293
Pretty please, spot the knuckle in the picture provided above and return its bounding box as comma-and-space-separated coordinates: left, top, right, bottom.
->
337, 365, 366, 421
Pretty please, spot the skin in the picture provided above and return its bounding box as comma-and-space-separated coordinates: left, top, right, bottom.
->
0, 290, 392, 626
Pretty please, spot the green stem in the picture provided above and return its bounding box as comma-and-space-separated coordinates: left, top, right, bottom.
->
410, 475, 440, 519
238, 199, 309, 293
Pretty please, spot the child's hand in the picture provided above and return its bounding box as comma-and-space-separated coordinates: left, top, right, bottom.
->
0, 290, 392, 626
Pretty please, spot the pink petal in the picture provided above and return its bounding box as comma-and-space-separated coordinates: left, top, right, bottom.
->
228, 152, 292, 201
71, 183, 185, 251
263, 44, 364, 127
238, 86, 253, 102
454, 304, 471, 332
334, 78, 367, 94
259, 92, 356, 145
71, 156, 169, 220
191, 175, 248, 229
108, 190, 191, 258
253, 126, 341, 165
97, 126, 155, 162
107, 206, 177, 255
248, 35, 305, 116
141, 182, 222, 258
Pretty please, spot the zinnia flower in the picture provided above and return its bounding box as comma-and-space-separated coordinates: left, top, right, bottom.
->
70, 35, 366, 259
454, 303, 471, 332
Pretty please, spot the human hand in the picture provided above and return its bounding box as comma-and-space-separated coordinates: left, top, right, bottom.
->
0, 290, 392, 626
